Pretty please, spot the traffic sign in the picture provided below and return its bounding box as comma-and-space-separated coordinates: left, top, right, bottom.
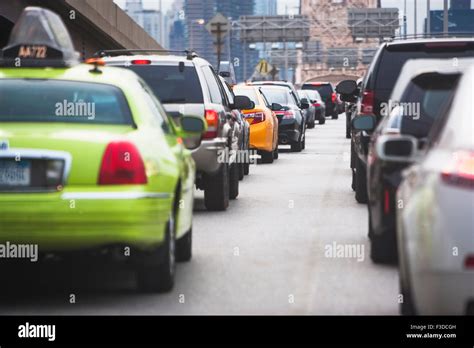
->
255, 59, 273, 76
205, 13, 230, 37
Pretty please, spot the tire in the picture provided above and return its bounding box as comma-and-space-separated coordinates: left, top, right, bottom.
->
229, 163, 239, 200
176, 228, 192, 262
136, 216, 175, 293
355, 157, 368, 204
273, 146, 279, 160
238, 163, 244, 181
308, 119, 315, 129
204, 162, 229, 211
291, 140, 302, 152
351, 169, 356, 191
319, 115, 326, 125
260, 150, 274, 164
301, 134, 306, 150
244, 163, 250, 175
332, 110, 338, 119
370, 233, 394, 264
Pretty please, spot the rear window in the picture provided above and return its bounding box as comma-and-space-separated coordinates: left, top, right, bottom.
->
260, 87, 293, 105
127, 65, 204, 104
302, 84, 333, 101
376, 44, 474, 91
234, 87, 259, 105
399, 73, 460, 138
0, 79, 133, 124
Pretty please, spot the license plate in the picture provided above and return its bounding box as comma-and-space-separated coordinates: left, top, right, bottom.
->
0, 160, 31, 186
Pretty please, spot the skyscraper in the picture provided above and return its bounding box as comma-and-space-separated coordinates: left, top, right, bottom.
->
254, 0, 278, 16
125, 0, 164, 46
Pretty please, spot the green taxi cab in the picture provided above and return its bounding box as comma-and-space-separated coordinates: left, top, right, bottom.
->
0, 7, 206, 292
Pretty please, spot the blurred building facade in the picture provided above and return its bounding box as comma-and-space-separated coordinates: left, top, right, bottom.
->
300, 0, 383, 84
125, 0, 166, 47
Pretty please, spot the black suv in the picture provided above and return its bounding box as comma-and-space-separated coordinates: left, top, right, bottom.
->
337, 38, 474, 204
302, 82, 339, 119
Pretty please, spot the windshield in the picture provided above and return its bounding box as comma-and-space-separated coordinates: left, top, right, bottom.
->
0, 79, 133, 124
302, 84, 333, 101
126, 65, 204, 104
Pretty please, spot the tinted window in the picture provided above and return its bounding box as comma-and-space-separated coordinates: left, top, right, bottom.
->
302, 84, 333, 101
399, 73, 460, 138
0, 79, 133, 124
127, 65, 203, 104
375, 44, 474, 91
202, 65, 224, 104
139, 80, 172, 134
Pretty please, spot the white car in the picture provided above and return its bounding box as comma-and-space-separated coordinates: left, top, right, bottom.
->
395, 65, 474, 315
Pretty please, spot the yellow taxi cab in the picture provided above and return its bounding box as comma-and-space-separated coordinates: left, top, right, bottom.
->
232, 85, 278, 164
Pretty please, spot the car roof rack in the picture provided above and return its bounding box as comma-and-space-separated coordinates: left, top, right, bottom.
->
94, 49, 199, 60
390, 32, 474, 41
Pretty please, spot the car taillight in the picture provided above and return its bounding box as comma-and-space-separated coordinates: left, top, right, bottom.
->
98, 141, 147, 185
441, 151, 474, 188
361, 90, 374, 114
331, 92, 337, 103
465, 255, 474, 269
132, 59, 151, 65
204, 109, 219, 139
244, 110, 265, 124
312, 102, 321, 107
276, 110, 295, 119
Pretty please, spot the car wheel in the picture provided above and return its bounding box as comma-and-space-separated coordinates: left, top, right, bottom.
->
291, 140, 302, 152
136, 215, 175, 293
355, 157, 368, 203
308, 119, 316, 129
319, 115, 326, 125
351, 169, 356, 191
260, 150, 274, 164
176, 227, 192, 262
332, 110, 338, 119
204, 162, 229, 211
273, 146, 279, 160
238, 163, 244, 181
244, 162, 250, 175
370, 232, 396, 264
229, 162, 239, 199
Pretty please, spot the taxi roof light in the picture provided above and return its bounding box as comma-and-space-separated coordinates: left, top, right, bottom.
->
0, 6, 80, 68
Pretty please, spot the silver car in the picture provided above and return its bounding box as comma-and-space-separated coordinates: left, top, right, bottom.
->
394, 64, 474, 315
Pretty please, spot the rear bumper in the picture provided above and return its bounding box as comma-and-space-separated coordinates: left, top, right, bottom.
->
192, 137, 227, 174
0, 190, 173, 252
249, 121, 273, 152
278, 121, 300, 144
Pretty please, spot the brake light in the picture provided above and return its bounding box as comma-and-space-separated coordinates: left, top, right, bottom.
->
332, 92, 337, 103
424, 42, 467, 49
465, 255, 474, 269
98, 141, 147, 185
384, 189, 390, 215
243, 110, 265, 124
311, 82, 322, 86
204, 109, 219, 139
312, 102, 321, 107
441, 151, 474, 189
361, 90, 374, 114
132, 59, 151, 65
276, 110, 295, 119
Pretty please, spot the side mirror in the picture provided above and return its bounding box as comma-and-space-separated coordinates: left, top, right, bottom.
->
271, 103, 283, 111
300, 98, 310, 109
179, 115, 207, 150
233, 95, 254, 110
352, 114, 376, 132
336, 80, 358, 95
375, 134, 418, 163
